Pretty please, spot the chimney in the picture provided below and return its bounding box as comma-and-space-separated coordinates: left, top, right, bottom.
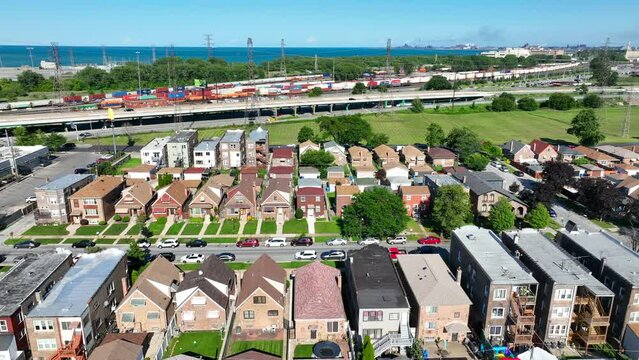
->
456, 267, 462, 285
121, 276, 129, 295
514, 234, 519, 244
510, 141, 514, 152
600, 257, 607, 277
35, 291, 43, 304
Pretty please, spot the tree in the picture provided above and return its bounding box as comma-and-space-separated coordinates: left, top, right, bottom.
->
140, 226, 152, 238
525, 203, 551, 229
402, 61, 415, 75
590, 57, 619, 86
308, 87, 323, 97
422, 75, 452, 90
352, 82, 367, 94
445, 127, 481, 161
491, 93, 516, 112
361, 336, 375, 360
300, 150, 335, 175
43, 133, 67, 151
517, 97, 539, 111
12, 126, 36, 146
575, 178, 625, 220
567, 109, 605, 146
425, 123, 446, 147
465, 153, 490, 171
482, 141, 503, 159
367, 133, 389, 148
317, 115, 372, 145
297, 126, 315, 143
157, 173, 173, 188
547, 93, 576, 110
295, 208, 304, 219
509, 182, 521, 193
432, 185, 473, 234
582, 93, 604, 108
17, 70, 45, 92
341, 187, 409, 238
543, 161, 574, 191
410, 98, 424, 113
488, 198, 516, 232
127, 241, 148, 269
96, 162, 116, 176
577, 84, 589, 95
86, 246, 104, 254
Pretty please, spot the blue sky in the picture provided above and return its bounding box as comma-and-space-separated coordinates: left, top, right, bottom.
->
2, 0, 638, 47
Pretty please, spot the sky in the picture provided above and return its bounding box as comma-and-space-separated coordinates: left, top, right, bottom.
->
1, 0, 638, 47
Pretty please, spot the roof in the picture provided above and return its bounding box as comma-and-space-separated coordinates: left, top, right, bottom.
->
400, 186, 430, 196
36, 174, 94, 191
323, 141, 345, 152
299, 166, 320, 175
69, 176, 124, 199
595, 145, 639, 160
355, 178, 379, 186
427, 147, 456, 159
349, 245, 409, 309
122, 257, 182, 311
558, 228, 639, 286
262, 179, 292, 200
616, 163, 639, 171
383, 162, 408, 171
269, 166, 294, 175
501, 140, 528, 155
0, 334, 14, 350
388, 177, 412, 186
237, 255, 286, 307
124, 164, 156, 173
336, 185, 360, 196
120, 182, 155, 206
177, 179, 202, 189
454, 172, 524, 205
273, 147, 294, 159
209, 174, 235, 188
556, 145, 583, 156
168, 130, 198, 143
529, 139, 554, 155
616, 176, 639, 194
158, 167, 184, 174
0, 252, 71, 317
141, 137, 171, 151
221, 129, 244, 143
161, 181, 190, 205
503, 229, 613, 296
373, 144, 398, 157
297, 186, 324, 196
574, 146, 617, 162
411, 164, 435, 174
194, 138, 220, 151
100, 332, 151, 347
89, 339, 142, 360
299, 140, 319, 149
226, 181, 256, 206
240, 166, 258, 174
178, 256, 235, 308
452, 226, 537, 285
629, 324, 639, 338
183, 167, 205, 174
348, 145, 371, 157
353, 165, 376, 172
225, 350, 281, 360
248, 127, 268, 142
580, 164, 604, 171
402, 145, 424, 157
327, 166, 343, 174
29, 248, 125, 317
298, 178, 323, 188
293, 262, 346, 320
424, 174, 463, 187
397, 255, 472, 306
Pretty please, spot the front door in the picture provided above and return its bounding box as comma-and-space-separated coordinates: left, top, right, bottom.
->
310, 329, 317, 339
277, 208, 284, 222
451, 333, 458, 342
169, 208, 176, 215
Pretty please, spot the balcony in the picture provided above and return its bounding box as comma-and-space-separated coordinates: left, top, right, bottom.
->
574, 328, 607, 345
575, 297, 611, 327
506, 325, 534, 345
509, 298, 535, 326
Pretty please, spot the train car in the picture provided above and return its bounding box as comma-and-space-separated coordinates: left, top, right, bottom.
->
111, 91, 128, 98
100, 98, 124, 108
63, 95, 83, 104
89, 93, 106, 101
73, 104, 99, 111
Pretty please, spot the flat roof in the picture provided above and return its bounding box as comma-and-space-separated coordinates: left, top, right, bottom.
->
453, 225, 537, 285
423, 174, 464, 187
0, 251, 71, 317
168, 130, 197, 143
194, 138, 220, 151
221, 129, 244, 143
248, 127, 268, 142
29, 249, 125, 318
141, 136, 171, 151
503, 229, 613, 296
36, 174, 93, 191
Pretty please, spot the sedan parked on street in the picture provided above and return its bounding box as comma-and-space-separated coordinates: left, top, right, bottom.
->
291, 237, 313, 246
186, 239, 207, 248
326, 238, 348, 246
295, 250, 317, 260
13, 240, 40, 249
216, 253, 236, 262
417, 236, 441, 245
181, 254, 205, 263
358, 237, 380, 245
320, 250, 346, 261
71, 240, 96, 248
236, 238, 260, 248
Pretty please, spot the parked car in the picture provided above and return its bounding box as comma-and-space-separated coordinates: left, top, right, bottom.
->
216, 253, 236, 262
549, 208, 557, 218
71, 240, 95, 248
236, 238, 259, 248
181, 253, 205, 264
500, 166, 510, 173
152, 252, 176, 262
13, 240, 40, 249
264, 237, 287, 247
74, 168, 90, 174
417, 236, 441, 245
124, 108, 135, 112
62, 142, 76, 150
137, 239, 151, 249
25, 195, 37, 203
387, 236, 407, 245
513, 170, 524, 177
326, 238, 348, 246
320, 250, 346, 261
86, 162, 96, 168
78, 132, 92, 138
358, 237, 380, 245
388, 247, 407, 260
157, 238, 179, 249
186, 239, 207, 248
295, 250, 317, 260
291, 237, 313, 247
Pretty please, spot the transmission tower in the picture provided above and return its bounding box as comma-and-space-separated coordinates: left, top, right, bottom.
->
386, 38, 392, 78
50, 42, 65, 104
602, 37, 611, 124
314, 54, 318, 72
280, 38, 286, 77
622, 89, 636, 138
204, 34, 213, 59
102, 46, 107, 65
68, 48, 75, 67
152, 47, 156, 63
168, 45, 182, 130
246, 38, 257, 124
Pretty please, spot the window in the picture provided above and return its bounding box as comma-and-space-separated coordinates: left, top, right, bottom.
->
243, 311, 255, 319
131, 298, 146, 307
549, 325, 567, 336
555, 289, 574, 300
83, 199, 97, 205
634, 293, 639, 305
121, 313, 134, 323
301, 196, 306, 202
108, 281, 115, 295
426, 322, 437, 329
363, 311, 383, 321
491, 307, 505, 319
327, 321, 339, 333
389, 313, 400, 320
207, 311, 220, 319
147, 312, 160, 320
37, 338, 58, 351
315, 196, 320, 202
406, 195, 412, 201
60, 321, 73, 330
182, 311, 195, 321
253, 296, 266, 304
84, 208, 98, 216
426, 306, 438, 314
0, 321, 6, 332
494, 289, 507, 300
362, 329, 383, 339
630, 312, 639, 323
551, 307, 571, 318
489, 326, 502, 337
454, 312, 461, 318
34, 320, 54, 331
191, 297, 206, 305
267, 310, 279, 317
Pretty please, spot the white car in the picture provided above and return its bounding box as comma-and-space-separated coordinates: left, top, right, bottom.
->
25, 195, 37, 203
387, 236, 407, 245
264, 237, 287, 247
326, 238, 348, 246
157, 238, 179, 249
358, 238, 380, 245
137, 239, 151, 249
181, 254, 205, 263
295, 250, 317, 260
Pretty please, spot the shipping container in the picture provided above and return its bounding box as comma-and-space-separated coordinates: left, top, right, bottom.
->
100, 98, 124, 108
89, 93, 106, 101
63, 95, 82, 103
112, 91, 127, 98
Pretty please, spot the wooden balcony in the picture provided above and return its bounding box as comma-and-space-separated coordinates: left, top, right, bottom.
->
510, 298, 535, 325
575, 330, 607, 345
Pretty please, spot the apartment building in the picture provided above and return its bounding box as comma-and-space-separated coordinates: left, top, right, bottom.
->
219, 130, 245, 169
450, 226, 538, 347
140, 137, 171, 166
246, 127, 269, 168
26, 249, 128, 360
166, 130, 198, 168
193, 138, 220, 169
502, 229, 614, 348
34, 174, 94, 225
69, 176, 126, 224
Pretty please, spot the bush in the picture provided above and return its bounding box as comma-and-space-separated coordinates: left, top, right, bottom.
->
295, 209, 304, 219
491, 96, 516, 112
122, 216, 130, 222
547, 93, 576, 110
209, 214, 218, 222
137, 214, 148, 223
582, 93, 603, 108
410, 98, 424, 113
517, 97, 539, 111
113, 214, 122, 222
80, 219, 89, 226
98, 220, 107, 226
156, 217, 167, 224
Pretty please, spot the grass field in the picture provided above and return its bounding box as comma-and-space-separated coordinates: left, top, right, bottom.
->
4, 238, 28, 245
203, 237, 238, 243
148, 221, 165, 236
283, 219, 308, 234
314, 220, 340, 234
294, 344, 315, 359
242, 220, 258, 234
204, 222, 220, 235
96, 238, 118, 244
103, 223, 128, 236
22, 225, 69, 236
0, 266, 11, 272
220, 220, 241, 235
181, 223, 203, 236
230, 340, 283, 356
165, 331, 222, 359
75, 225, 107, 236
126, 224, 141, 235
260, 221, 277, 234
116, 157, 142, 174
165, 222, 185, 236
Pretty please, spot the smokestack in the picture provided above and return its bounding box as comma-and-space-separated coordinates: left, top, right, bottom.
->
121, 276, 129, 295
456, 266, 462, 285
35, 291, 43, 304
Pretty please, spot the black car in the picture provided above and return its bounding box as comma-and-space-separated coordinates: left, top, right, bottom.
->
71, 240, 96, 248
62, 143, 76, 150
124, 108, 135, 112
86, 162, 96, 169
152, 252, 176, 262
513, 170, 524, 177
320, 250, 346, 261
186, 239, 207, 248
291, 237, 313, 246
216, 253, 236, 262
14, 240, 41, 249
74, 168, 90, 174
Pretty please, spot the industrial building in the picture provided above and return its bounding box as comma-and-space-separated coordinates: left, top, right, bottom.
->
0, 145, 49, 177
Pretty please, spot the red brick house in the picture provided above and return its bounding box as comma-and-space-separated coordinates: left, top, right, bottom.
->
335, 185, 359, 217
399, 186, 431, 218
268, 166, 294, 179
297, 187, 326, 218
151, 181, 191, 219
272, 147, 295, 166
529, 139, 559, 163
221, 181, 257, 218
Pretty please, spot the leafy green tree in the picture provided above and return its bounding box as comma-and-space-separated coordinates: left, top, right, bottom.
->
445, 127, 481, 161
17, 70, 45, 92
432, 185, 472, 234
410, 98, 424, 113
352, 82, 367, 94
577, 84, 589, 95
157, 173, 173, 188
422, 75, 452, 90
12, 126, 36, 146
295, 208, 303, 219
317, 115, 372, 145
582, 93, 603, 108
297, 126, 315, 143
341, 187, 408, 238
43, 133, 67, 151
402, 61, 415, 75
590, 57, 619, 86
491, 95, 516, 112
367, 133, 389, 148
126, 241, 148, 269
425, 123, 446, 147
308, 87, 323, 97
567, 109, 605, 146
0, 80, 26, 101
525, 203, 551, 229
300, 150, 335, 173
547, 93, 576, 110
377, 85, 389, 93
140, 226, 152, 238
361, 336, 375, 360
86, 246, 104, 254
481, 141, 503, 159
488, 198, 516, 232
97, 162, 116, 176
517, 97, 539, 111
465, 153, 490, 171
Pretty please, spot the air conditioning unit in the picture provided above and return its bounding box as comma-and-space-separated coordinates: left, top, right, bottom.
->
110, 305, 117, 312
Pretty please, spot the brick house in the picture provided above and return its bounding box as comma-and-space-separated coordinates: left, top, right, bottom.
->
235, 255, 286, 333
175, 256, 236, 331
151, 181, 191, 219
260, 179, 293, 222
114, 182, 156, 217
327, 166, 350, 192
501, 140, 536, 164
529, 139, 559, 163
34, 174, 94, 225
455, 172, 528, 218
221, 181, 257, 218
69, 176, 126, 224
427, 147, 457, 168
116, 257, 183, 333
348, 146, 373, 167
272, 148, 295, 167
323, 141, 348, 166
574, 146, 618, 167
297, 187, 326, 218
268, 166, 294, 179
402, 145, 426, 169
373, 144, 399, 166
188, 176, 230, 218
335, 185, 359, 217
299, 140, 320, 158
246, 127, 269, 168
292, 262, 347, 342
399, 186, 431, 218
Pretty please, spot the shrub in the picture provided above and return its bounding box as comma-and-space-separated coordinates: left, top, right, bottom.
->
137, 214, 148, 223
295, 209, 304, 219
491, 97, 516, 112
547, 93, 576, 110
517, 97, 539, 111
122, 216, 130, 222
209, 214, 218, 222
113, 214, 122, 222
80, 219, 89, 226
582, 93, 603, 108
156, 217, 167, 224
98, 220, 107, 226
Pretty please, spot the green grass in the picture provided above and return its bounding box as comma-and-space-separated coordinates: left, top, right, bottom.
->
220, 220, 241, 235
165, 222, 185, 236
35, 238, 64, 244
230, 340, 283, 357
406, 219, 425, 234
260, 221, 277, 234
103, 223, 128, 236
294, 344, 315, 359
178, 264, 202, 271
4, 238, 28, 245
313, 235, 336, 243
148, 221, 165, 236
204, 222, 220, 235
283, 219, 308, 234
165, 331, 222, 359
126, 224, 141, 235
242, 220, 258, 234
74, 225, 107, 236
116, 157, 142, 174
314, 220, 340, 234
96, 238, 118, 244
22, 225, 69, 236
0, 266, 12, 272
131, 263, 149, 284
591, 219, 616, 230
203, 237, 238, 243
181, 223, 203, 236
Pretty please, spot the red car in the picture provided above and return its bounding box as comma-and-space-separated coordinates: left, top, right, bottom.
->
417, 236, 441, 245
388, 247, 407, 260
236, 238, 260, 248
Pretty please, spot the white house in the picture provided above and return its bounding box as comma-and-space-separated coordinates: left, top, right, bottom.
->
124, 164, 157, 181
140, 137, 170, 166
354, 165, 376, 179
193, 138, 220, 168
383, 163, 409, 179
323, 141, 348, 166
183, 167, 205, 181
299, 166, 320, 179
388, 177, 412, 191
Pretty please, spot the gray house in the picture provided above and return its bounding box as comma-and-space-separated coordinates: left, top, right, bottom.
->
166, 130, 198, 168
34, 174, 95, 224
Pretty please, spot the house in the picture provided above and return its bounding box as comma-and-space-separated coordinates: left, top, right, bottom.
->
353, 165, 376, 179
388, 177, 412, 192
607, 173, 629, 185
140, 137, 170, 166
0, 334, 19, 360
210, 174, 235, 189
219, 130, 245, 169
176, 179, 202, 194
616, 164, 639, 176
444, 165, 468, 175
421, 174, 467, 203
581, 164, 605, 178
529, 139, 559, 163
323, 141, 347, 166
556, 145, 585, 163
399, 186, 430, 218
298, 178, 323, 189
183, 167, 205, 181
292, 262, 347, 342
297, 187, 326, 218
624, 325, 639, 360
123, 164, 156, 181
0, 252, 72, 353
373, 144, 399, 166
596, 145, 639, 164
571, 164, 587, 178
502, 229, 613, 347
188, 176, 229, 218
26, 249, 128, 359
34, 174, 94, 225
175, 256, 235, 331
335, 185, 359, 217
383, 163, 409, 179
69, 176, 126, 224
345, 245, 411, 351
401, 145, 426, 168
411, 164, 435, 176
427, 147, 457, 167
454, 172, 527, 218
88, 333, 152, 360
151, 181, 191, 219
268, 166, 294, 179
246, 127, 269, 168
272, 147, 295, 167
397, 255, 472, 343
221, 180, 257, 218
235, 255, 286, 333
501, 140, 536, 164
299, 140, 320, 158
450, 226, 538, 346
555, 226, 639, 344
355, 178, 379, 192
348, 146, 373, 167
166, 130, 198, 168
574, 146, 618, 167
261, 179, 293, 222
116, 257, 183, 333
299, 166, 320, 179
616, 176, 639, 199
193, 138, 220, 169
157, 167, 183, 180
327, 166, 349, 192
115, 182, 156, 217
239, 166, 260, 187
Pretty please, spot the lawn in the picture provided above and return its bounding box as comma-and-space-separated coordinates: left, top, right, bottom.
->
178, 264, 202, 271
204, 222, 220, 235
204, 237, 238, 243
230, 340, 283, 357
260, 221, 277, 234
165, 222, 185, 236
182, 223, 203, 236
4, 238, 28, 245
148, 221, 165, 236
294, 344, 315, 359
35, 238, 65, 244
103, 223, 128, 236
314, 220, 340, 234
22, 225, 69, 236
75, 225, 107, 236
591, 219, 616, 230
0, 266, 11, 272
165, 331, 222, 359
242, 220, 258, 235
116, 157, 142, 174
406, 219, 425, 234
220, 220, 241, 235
126, 224, 141, 235
96, 238, 118, 244
283, 219, 308, 234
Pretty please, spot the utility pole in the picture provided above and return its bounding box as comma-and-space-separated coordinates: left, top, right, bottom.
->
69, 47, 75, 67
332, 58, 336, 81
622, 88, 635, 138
5, 129, 17, 176
51, 42, 64, 103
314, 54, 318, 72
247, 37, 257, 124
26, 47, 34, 67
152, 47, 156, 63
136, 51, 142, 97
385, 38, 392, 78
280, 38, 286, 77
204, 34, 213, 59
102, 46, 107, 65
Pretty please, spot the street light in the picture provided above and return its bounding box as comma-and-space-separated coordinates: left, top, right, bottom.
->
26, 47, 34, 68
135, 51, 142, 97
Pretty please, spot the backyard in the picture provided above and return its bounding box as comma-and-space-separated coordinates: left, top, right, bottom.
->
229, 340, 283, 357
294, 344, 314, 359
165, 331, 222, 359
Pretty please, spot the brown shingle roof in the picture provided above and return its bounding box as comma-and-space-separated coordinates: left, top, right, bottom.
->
177, 256, 235, 308
262, 179, 292, 201
373, 144, 398, 158
382, 162, 408, 171
157, 167, 184, 174
574, 146, 617, 162
269, 166, 294, 174
428, 147, 456, 159
89, 339, 142, 360
411, 164, 435, 173
100, 332, 151, 347
237, 255, 286, 307
272, 148, 294, 159
400, 185, 430, 196
293, 262, 345, 320
348, 145, 371, 157
123, 182, 155, 206
209, 174, 235, 188
69, 176, 124, 199
122, 257, 182, 310
336, 185, 360, 196
163, 181, 190, 205
176, 179, 202, 190
226, 180, 257, 206
402, 145, 424, 158
353, 165, 375, 172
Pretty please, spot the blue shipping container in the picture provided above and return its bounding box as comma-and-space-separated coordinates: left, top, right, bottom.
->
112, 91, 127, 97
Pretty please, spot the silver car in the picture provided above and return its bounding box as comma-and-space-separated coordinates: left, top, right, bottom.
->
326, 238, 348, 246
358, 237, 380, 245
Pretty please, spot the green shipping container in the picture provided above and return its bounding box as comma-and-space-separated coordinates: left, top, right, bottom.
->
139, 95, 157, 100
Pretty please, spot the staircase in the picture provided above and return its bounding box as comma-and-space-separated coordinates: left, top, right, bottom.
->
48, 332, 86, 360
373, 325, 412, 357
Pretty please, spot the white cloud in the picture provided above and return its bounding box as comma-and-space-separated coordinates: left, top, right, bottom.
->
306, 37, 317, 44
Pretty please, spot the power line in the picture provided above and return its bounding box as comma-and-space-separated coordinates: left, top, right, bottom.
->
247, 37, 257, 125
280, 38, 286, 77
204, 34, 214, 59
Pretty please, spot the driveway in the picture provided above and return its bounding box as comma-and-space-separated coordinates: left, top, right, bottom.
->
484, 162, 538, 191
